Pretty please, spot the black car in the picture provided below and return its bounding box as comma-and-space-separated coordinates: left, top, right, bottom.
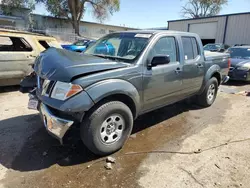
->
227, 46, 250, 81
204, 43, 230, 52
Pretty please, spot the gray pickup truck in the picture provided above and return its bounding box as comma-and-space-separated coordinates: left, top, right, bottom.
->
27, 30, 230, 156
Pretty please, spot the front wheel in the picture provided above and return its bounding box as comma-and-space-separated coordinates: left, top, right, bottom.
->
81, 101, 133, 156
196, 77, 218, 107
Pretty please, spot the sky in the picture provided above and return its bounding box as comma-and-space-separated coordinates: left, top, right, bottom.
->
34, 0, 250, 29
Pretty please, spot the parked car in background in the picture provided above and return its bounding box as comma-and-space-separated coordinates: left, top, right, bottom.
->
62, 39, 96, 52
233, 44, 249, 47
93, 41, 116, 56
25, 30, 230, 156
0, 29, 61, 86
227, 46, 250, 81
204, 43, 230, 52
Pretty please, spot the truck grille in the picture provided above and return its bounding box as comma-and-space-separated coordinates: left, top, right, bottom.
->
37, 76, 55, 96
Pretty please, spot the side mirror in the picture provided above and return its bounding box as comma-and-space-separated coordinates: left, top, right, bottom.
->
149, 55, 170, 67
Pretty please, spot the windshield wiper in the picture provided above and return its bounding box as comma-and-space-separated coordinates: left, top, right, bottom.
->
91, 54, 107, 59
90, 54, 131, 63
92, 54, 120, 61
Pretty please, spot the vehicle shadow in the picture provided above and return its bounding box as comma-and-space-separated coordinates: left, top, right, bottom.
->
224, 80, 250, 86
0, 86, 20, 93
0, 101, 200, 172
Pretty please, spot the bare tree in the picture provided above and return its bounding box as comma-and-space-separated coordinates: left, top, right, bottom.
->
181, 0, 228, 18
36, 0, 120, 36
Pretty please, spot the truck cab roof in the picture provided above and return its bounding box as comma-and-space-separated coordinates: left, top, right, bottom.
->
111, 30, 199, 36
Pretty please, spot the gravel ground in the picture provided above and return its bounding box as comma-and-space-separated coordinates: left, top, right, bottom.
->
0, 82, 249, 188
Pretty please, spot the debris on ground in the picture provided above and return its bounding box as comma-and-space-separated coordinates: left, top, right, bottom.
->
104, 162, 113, 170
63, 157, 70, 162
215, 164, 221, 169
106, 156, 116, 163
235, 91, 250, 96
42, 151, 47, 156
130, 134, 137, 138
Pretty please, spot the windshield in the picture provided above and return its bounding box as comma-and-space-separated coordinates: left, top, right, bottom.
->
228, 48, 250, 59
73, 40, 89, 46
84, 32, 151, 62
204, 44, 221, 51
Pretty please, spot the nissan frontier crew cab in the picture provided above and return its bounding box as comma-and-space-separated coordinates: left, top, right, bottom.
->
27, 30, 230, 156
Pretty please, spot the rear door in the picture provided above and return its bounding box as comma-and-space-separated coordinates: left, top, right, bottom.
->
0, 36, 35, 84
142, 35, 183, 111
181, 36, 205, 96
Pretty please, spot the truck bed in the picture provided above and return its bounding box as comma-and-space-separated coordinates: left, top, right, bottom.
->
204, 51, 229, 61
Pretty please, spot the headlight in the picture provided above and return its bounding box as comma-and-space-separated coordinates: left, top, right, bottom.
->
51, 81, 83, 100
237, 66, 249, 71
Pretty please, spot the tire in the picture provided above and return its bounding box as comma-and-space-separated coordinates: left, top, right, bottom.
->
81, 101, 133, 156
196, 77, 218, 107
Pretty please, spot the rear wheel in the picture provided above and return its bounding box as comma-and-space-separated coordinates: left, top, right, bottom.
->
196, 77, 218, 107
81, 101, 133, 156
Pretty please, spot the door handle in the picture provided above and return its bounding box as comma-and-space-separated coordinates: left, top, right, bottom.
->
197, 63, 204, 68
27, 55, 36, 58
175, 67, 182, 74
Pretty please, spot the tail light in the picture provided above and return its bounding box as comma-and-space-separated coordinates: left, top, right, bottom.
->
228, 58, 231, 69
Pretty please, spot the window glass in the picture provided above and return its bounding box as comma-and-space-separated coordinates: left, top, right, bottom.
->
0, 36, 13, 51
0, 37, 32, 52
182, 37, 194, 60
191, 37, 199, 58
74, 40, 88, 46
85, 33, 150, 62
39, 40, 50, 49
150, 37, 177, 62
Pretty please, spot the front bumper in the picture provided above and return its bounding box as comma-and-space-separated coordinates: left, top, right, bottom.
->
229, 69, 250, 81
40, 103, 74, 144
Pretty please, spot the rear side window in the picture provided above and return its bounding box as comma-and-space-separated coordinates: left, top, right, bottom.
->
0, 36, 32, 52
39, 40, 50, 49
182, 37, 200, 60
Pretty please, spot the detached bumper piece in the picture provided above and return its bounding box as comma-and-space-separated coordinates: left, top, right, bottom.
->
40, 103, 74, 144
222, 75, 230, 84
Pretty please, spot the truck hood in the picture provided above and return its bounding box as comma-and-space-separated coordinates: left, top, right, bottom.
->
230, 58, 250, 67
34, 48, 129, 82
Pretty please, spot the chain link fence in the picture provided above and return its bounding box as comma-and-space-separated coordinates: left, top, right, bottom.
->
0, 25, 104, 43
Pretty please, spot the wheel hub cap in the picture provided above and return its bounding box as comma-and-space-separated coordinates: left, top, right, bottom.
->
207, 84, 215, 101
100, 114, 125, 144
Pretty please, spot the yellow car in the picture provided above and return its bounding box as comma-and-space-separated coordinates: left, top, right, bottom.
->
0, 29, 61, 86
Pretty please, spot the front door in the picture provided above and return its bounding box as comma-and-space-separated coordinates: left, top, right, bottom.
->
142, 36, 183, 112
181, 37, 205, 96
0, 36, 35, 85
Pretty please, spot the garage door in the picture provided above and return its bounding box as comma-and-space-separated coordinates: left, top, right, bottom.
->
189, 22, 217, 39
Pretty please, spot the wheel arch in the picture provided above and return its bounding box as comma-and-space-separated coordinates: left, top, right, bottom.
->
85, 79, 141, 119
198, 64, 222, 94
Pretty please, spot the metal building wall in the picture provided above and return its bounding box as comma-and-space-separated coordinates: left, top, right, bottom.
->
225, 14, 250, 45
168, 17, 226, 43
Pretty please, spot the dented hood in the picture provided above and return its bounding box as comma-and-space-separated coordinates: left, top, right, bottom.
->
34, 48, 128, 82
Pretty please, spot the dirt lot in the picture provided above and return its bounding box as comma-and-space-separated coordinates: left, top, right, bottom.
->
0, 82, 249, 188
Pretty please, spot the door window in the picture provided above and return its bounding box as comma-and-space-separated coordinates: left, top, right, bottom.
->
182, 37, 200, 60
0, 36, 13, 51
150, 37, 178, 63
0, 36, 32, 52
